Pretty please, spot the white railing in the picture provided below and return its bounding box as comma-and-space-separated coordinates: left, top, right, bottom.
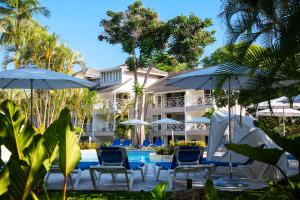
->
153, 124, 185, 132
186, 123, 209, 131
164, 96, 185, 108
83, 122, 114, 133
98, 98, 128, 110
190, 94, 213, 106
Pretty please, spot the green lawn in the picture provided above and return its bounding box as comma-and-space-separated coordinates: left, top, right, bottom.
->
42, 190, 266, 200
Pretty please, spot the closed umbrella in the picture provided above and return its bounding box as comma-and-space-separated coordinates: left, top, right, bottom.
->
151, 118, 182, 142
0, 65, 97, 123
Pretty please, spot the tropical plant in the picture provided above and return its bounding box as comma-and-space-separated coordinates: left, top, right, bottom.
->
0, 100, 81, 200
151, 182, 168, 200
225, 119, 300, 198
99, 1, 215, 144
204, 179, 219, 200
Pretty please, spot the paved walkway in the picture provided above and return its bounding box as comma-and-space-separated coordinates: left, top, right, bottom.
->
45, 160, 299, 192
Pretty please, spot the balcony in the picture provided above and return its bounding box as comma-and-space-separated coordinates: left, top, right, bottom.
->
83, 122, 115, 136
185, 123, 209, 135
96, 98, 128, 111
153, 124, 185, 136
165, 96, 185, 108
186, 95, 213, 111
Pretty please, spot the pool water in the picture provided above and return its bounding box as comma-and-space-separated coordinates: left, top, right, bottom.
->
127, 150, 155, 164
80, 149, 155, 164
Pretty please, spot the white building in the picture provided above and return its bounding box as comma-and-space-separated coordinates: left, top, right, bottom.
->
146, 74, 213, 144
79, 65, 214, 144
83, 65, 168, 142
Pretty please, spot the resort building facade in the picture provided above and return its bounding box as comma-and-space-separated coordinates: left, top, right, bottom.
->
80, 65, 214, 144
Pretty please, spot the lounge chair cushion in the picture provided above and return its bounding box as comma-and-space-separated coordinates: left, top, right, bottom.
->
77, 161, 99, 170
155, 162, 173, 170
129, 162, 145, 170
201, 158, 253, 167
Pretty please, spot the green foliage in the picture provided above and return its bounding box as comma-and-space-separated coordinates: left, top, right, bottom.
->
132, 83, 144, 96
0, 100, 81, 200
204, 179, 219, 200
151, 182, 168, 200
156, 146, 175, 155
256, 120, 300, 163
56, 108, 81, 200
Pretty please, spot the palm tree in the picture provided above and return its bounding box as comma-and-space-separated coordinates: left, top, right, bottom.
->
220, 0, 300, 106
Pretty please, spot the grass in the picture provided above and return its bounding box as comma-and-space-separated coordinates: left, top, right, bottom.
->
41, 190, 267, 200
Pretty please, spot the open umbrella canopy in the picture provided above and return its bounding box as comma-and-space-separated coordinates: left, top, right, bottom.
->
166, 65, 266, 90
0, 65, 97, 89
120, 119, 150, 126
151, 118, 182, 125
256, 108, 300, 117
186, 117, 210, 124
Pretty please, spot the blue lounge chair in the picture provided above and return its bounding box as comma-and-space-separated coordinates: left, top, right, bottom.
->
111, 138, 121, 146
155, 146, 213, 189
142, 139, 150, 147
122, 139, 132, 147
153, 138, 163, 147
89, 147, 144, 190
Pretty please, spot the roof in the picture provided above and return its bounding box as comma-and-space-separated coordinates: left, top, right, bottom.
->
73, 68, 100, 79
100, 64, 168, 77
95, 79, 132, 93
146, 69, 195, 93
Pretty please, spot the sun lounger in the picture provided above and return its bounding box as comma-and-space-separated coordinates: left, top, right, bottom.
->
111, 138, 121, 147
153, 138, 163, 147
142, 139, 150, 147
122, 139, 131, 147
155, 146, 214, 189
89, 147, 144, 190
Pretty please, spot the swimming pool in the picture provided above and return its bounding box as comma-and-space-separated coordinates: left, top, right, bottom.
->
127, 150, 155, 164
80, 149, 155, 164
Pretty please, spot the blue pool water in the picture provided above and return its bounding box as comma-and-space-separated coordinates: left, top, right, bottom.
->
127, 150, 154, 164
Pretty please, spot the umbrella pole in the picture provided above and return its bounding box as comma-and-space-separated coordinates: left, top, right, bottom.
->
228, 78, 233, 178
30, 79, 33, 124
172, 129, 174, 143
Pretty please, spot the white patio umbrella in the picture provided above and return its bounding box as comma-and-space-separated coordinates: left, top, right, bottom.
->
257, 96, 300, 109
257, 108, 300, 135
151, 118, 182, 142
0, 65, 97, 123
167, 64, 272, 180
120, 119, 150, 145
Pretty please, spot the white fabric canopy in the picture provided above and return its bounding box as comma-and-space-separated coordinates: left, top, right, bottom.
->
257, 96, 300, 109
257, 108, 300, 117
186, 117, 210, 124
207, 111, 289, 179
120, 119, 150, 126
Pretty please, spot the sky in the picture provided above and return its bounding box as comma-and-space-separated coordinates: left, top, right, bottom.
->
37, 0, 226, 69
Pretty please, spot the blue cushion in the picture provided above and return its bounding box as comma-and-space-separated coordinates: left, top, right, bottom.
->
142, 139, 150, 147
154, 139, 163, 146
201, 158, 249, 167
122, 139, 131, 146
77, 161, 99, 170
156, 162, 172, 170
112, 139, 121, 146
129, 162, 144, 170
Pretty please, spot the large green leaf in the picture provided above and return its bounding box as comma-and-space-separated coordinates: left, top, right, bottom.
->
266, 131, 300, 162
0, 100, 33, 160
7, 135, 48, 200
0, 167, 10, 196
57, 108, 81, 178
225, 144, 284, 166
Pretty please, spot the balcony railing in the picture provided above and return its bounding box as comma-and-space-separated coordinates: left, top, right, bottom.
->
186, 123, 209, 131
165, 96, 185, 108
153, 124, 185, 132
190, 95, 213, 106
83, 123, 114, 133
98, 98, 128, 110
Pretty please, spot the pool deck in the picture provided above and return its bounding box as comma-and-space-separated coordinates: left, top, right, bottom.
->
45, 160, 299, 192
